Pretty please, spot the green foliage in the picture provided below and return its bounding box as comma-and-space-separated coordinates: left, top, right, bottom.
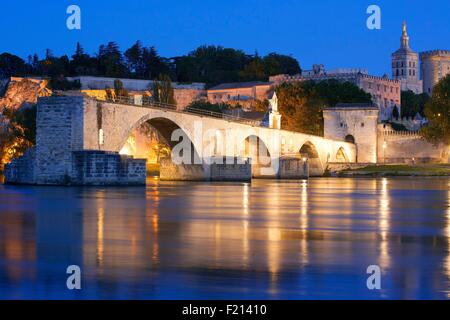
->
3, 105, 37, 144
390, 122, 408, 131
2, 44, 301, 86
0, 53, 29, 77
239, 56, 266, 81
263, 53, 301, 76
401, 90, 429, 118
421, 75, 450, 145
97, 42, 128, 78
254, 99, 269, 112
313, 79, 372, 107
392, 105, 399, 120
175, 46, 250, 84
113, 79, 128, 97
152, 74, 176, 105
276, 80, 372, 135
175, 46, 300, 85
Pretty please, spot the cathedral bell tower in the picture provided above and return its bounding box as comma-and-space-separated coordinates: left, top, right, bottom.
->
391, 21, 422, 94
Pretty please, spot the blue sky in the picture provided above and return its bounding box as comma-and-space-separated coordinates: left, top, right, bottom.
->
0, 0, 448, 76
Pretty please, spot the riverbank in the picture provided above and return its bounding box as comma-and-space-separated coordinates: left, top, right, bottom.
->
340, 164, 450, 177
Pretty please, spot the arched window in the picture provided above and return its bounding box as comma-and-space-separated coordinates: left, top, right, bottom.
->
345, 135, 355, 144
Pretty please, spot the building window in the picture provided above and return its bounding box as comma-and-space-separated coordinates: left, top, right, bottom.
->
413, 70, 415, 76
361, 122, 365, 127
409, 69, 411, 76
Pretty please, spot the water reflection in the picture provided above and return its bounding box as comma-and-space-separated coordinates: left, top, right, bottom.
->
1, 178, 450, 299
379, 178, 391, 270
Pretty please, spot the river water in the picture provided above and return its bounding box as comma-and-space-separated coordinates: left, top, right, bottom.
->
0, 177, 449, 300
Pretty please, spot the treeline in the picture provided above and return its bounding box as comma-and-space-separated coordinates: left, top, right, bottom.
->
0, 42, 301, 87
277, 80, 372, 135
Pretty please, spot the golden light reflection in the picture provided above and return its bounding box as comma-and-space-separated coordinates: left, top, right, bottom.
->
242, 184, 250, 268
243, 183, 249, 217
266, 183, 281, 293
300, 179, 309, 265
146, 179, 160, 265
119, 135, 136, 155
379, 178, 390, 269
96, 206, 105, 271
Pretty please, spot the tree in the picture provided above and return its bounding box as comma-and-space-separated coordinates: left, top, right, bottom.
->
125, 41, 144, 77
113, 79, 128, 97
0, 109, 34, 171
239, 56, 266, 81
175, 45, 250, 85
392, 105, 399, 120
314, 79, 372, 107
421, 75, 450, 145
0, 53, 28, 78
70, 42, 97, 75
97, 42, 127, 78
152, 74, 176, 105
275, 80, 373, 135
401, 90, 429, 118
141, 46, 169, 80
263, 53, 301, 76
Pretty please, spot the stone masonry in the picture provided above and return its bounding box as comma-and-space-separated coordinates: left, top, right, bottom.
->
5, 96, 146, 185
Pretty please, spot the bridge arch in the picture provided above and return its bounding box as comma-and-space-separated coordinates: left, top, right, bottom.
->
119, 114, 202, 164
299, 141, 324, 176
345, 134, 355, 144
242, 135, 273, 177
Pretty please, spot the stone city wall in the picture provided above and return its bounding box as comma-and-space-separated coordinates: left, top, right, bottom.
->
377, 129, 448, 163
173, 88, 206, 110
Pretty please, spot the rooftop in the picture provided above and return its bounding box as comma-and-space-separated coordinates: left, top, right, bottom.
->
324, 103, 379, 110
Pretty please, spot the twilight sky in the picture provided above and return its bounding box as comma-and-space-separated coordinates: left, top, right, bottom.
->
0, 0, 448, 76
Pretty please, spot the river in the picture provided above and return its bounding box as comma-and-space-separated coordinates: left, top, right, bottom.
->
0, 177, 449, 299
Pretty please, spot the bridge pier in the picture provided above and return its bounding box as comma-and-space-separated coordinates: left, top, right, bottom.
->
160, 157, 252, 182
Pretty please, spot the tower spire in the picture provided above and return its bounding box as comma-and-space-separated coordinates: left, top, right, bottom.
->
401, 21, 410, 49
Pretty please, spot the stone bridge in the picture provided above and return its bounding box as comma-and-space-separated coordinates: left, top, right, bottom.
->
83, 96, 356, 175
5, 96, 356, 185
